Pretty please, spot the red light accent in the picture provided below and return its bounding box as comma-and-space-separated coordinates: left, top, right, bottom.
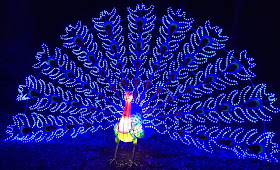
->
176, 130, 185, 136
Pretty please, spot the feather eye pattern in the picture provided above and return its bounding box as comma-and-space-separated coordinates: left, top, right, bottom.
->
4, 4, 279, 162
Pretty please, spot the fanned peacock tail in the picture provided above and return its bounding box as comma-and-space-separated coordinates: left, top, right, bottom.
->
5, 4, 279, 162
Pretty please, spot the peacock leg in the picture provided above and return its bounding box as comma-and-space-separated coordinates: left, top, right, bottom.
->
130, 138, 138, 167
110, 136, 120, 164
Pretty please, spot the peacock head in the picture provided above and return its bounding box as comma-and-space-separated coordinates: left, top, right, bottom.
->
124, 91, 133, 102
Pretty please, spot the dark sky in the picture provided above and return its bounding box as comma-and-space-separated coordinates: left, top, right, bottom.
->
1, 0, 280, 115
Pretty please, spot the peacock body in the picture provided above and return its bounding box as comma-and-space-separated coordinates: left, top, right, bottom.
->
4, 4, 280, 163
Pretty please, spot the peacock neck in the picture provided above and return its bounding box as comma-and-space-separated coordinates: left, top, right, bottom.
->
118, 100, 132, 133
123, 100, 131, 114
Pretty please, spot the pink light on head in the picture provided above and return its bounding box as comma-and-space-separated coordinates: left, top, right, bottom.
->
124, 91, 133, 101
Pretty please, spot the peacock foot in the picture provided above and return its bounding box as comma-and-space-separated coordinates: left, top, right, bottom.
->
127, 160, 138, 167
109, 158, 117, 165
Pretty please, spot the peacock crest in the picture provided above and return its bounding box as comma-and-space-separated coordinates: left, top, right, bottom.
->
5, 4, 279, 163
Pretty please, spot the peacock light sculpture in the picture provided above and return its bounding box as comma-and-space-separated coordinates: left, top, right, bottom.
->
4, 4, 280, 164
111, 91, 145, 165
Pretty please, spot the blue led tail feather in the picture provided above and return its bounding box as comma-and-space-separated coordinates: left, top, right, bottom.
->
60, 21, 91, 49
184, 85, 194, 93
27, 89, 41, 98
135, 40, 144, 53
134, 59, 141, 70
168, 72, 177, 81
160, 43, 169, 55
5, 112, 118, 142
86, 53, 96, 64
184, 21, 229, 65
226, 61, 242, 73
84, 123, 92, 129
194, 108, 205, 115
161, 126, 279, 162
152, 62, 160, 72
159, 7, 194, 52
218, 138, 234, 147
104, 21, 113, 36
116, 60, 123, 70
244, 98, 262, 109
44, 125, 56, 132
121, 78, 127, 87
65, 124, 75, 130
47, 58, 58, 68
203, 74, 217, 84
145, 80, 151, 89
70, 100, 80, 108
110, 41, 119, 53
50, 94, 61, 103
81, 82, 91, 89
217, 103, 232, 112
17, 75, 122, 115
65, 70, 76, 79
176, 130, 185, 136
73, 35, 84, 47
20, 127, 33, 135
182, 55, 194, 66
247, 144, 264, 154
133, 77, 139, 87
174, 112, 183, 117
195, 134, 207, 140
198, 36, 212, 49
168, 22, 180, 36
135, 17, 145, 32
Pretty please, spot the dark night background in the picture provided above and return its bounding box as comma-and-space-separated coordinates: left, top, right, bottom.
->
1, 0, 280, 169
